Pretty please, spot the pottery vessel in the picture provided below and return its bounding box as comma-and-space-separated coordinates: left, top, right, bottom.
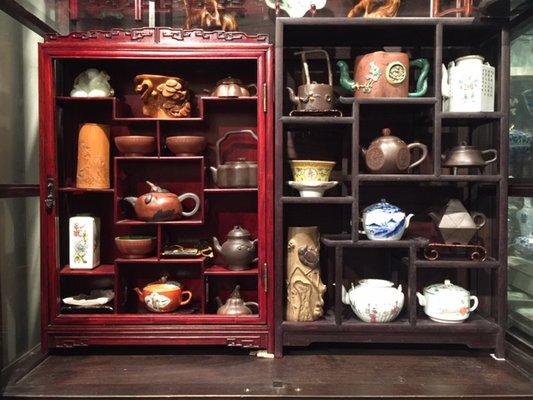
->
76, 123, 110, 189
265, 0, 327, 17
417, 280, 478, 323
441, 142, 498, 175
210, 129, 258, 188
135, 276, 192, 313
362, 128, 428, 174
70, 68, 114, 97
338, 51, 429, 98
287, 50, 335, 113
442, 55, 495, 112
115, 136, 156, 157
115, 236, 155, 259
429, 199, 486, 244
213, 226, 258, 270
516, 198, 533, 237
290, 160, 335, 183
288, 180, 338, 197
166, 136, 206, 156
134, 74, 191, 118
286, 226, 326, 322
69, 216, 100, 269
342, 279, 404, 323
216, 285, 258, 315
210, 77, 255, 97
347, 0, 401, 17
123, 181, 200, 222
360, 199, 414, 241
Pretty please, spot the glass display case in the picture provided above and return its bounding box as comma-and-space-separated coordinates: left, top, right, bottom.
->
508, 16, 533, 356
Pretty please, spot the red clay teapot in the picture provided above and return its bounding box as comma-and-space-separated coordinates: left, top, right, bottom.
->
124, 181, 200, 222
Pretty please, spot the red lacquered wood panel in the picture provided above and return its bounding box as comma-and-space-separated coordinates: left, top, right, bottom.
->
39, 28, 274, 353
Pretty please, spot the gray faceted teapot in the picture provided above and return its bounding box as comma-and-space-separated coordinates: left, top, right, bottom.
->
213, 226, 258, 270
429, 199, 486, 245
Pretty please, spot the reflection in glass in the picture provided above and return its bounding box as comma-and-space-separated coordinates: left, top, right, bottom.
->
508, 197, 533, 342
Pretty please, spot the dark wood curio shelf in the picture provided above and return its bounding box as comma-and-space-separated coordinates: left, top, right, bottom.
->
40, 28, 274, 352
274, 17, 509, 357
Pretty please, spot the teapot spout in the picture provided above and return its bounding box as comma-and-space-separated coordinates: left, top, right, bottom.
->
337, 60, 355, 91
286, 87, 299, 105
134, 287, 144, 302
441, 64, 451, 98
212, 236, 222, 254
123, 196, 138, 207
416, 292, 426, 306
341, 285, 350, 305
210, 166, 218, 185
405, 213, 415, 228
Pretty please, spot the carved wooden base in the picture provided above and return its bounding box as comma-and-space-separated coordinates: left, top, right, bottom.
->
424, 242, 487, 261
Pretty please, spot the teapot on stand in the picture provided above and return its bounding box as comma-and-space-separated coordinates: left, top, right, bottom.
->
213, 226, 258, 270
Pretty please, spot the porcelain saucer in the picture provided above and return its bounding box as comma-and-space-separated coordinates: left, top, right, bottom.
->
288, 181, 338, 197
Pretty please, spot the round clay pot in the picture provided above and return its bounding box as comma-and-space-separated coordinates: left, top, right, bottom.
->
115, 136, 156, 156
115, 236, 155, 259
166, 136, 206, 156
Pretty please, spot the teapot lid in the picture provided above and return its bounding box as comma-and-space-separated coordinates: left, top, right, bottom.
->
364, 199, 403, 214
448, 141, 478, 152
424, 279, 468, 295
227, 225, 252, 239
216, 77, 243, 85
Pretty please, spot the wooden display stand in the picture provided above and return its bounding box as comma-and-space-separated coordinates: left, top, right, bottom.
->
38, 28, 274, 351
274, 18, 509, 357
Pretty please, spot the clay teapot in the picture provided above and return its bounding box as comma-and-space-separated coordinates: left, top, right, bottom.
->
362, 128, 428, 174
429, 199, 486, 244
210, 77, 256, 98
286, 50, 336, 114
216, 285, 258, 315
123, 181, 200, 222
134, 276, 192, 313
338, 51, 430, 98
210, 130, 258, 188
441, 142, 498, 175
213, 226, 258, 270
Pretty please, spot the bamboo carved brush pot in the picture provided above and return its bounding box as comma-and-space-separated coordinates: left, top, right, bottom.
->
76, 123, 110, 189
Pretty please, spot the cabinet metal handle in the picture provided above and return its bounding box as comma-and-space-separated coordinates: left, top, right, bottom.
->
45, 178, 55, 210
263, 263, 268, 293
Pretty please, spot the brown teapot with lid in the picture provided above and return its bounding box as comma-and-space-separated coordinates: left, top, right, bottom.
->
216, 285, 258, 315
441, 142, 498, 175
213, 225, 258, 270
210, 77, 256, 98
362, 128, 428, 174
123, 181, 200, 222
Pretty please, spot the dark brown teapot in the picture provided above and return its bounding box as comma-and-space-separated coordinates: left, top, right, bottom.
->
216, 285, 258, 315
362, 128, 428, 174
124, 181, 200, 222
213, 225, 258, 270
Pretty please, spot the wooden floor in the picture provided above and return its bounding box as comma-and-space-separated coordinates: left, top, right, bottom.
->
2, 346, 532, 399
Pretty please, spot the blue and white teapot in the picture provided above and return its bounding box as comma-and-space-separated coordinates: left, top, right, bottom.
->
360, 199, 414, 241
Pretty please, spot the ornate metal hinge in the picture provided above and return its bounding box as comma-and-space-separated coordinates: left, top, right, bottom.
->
226, 337, 260, 348
44, 177, 55, 210
263, 263, 268, 293
263, 83, 267, 113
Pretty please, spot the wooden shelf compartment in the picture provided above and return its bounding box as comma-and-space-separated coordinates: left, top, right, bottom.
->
59, 187, 114, 193
204, 188, 258, 194
340, 97, 438, 106
321, 236, 430, 249
280, 116, 354, 125
414, 258, 500, 269
60, 264, 115, 276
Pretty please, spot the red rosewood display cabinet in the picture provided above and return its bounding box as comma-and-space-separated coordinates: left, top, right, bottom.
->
38, 28, 274, 351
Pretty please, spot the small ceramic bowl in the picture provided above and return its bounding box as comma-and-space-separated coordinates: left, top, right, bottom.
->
115, 236, 155, 259
290, 160, 336, 183
288, 181, 338, 197
115, 136, 156, 156
166, 136, 207, 156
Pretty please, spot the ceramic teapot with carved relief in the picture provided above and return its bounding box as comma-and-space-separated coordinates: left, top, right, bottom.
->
362, 128, 428, 174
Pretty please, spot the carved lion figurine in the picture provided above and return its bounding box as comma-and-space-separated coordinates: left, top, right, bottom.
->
134, 75, 192, 119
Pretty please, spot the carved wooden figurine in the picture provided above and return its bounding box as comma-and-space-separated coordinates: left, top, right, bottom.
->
183, 0, 238, 32
286, 226, 326, 322
347, 0, 401, 17
134, 74, 192, 118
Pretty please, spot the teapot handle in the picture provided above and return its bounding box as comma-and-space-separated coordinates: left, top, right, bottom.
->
245, 301, 259, 311
180, 291, 193, 306
215, 129, 258, 168
408, 58, 430, 97
294, 50, 333, 86
470, 212, 487, 229
481, 149, 498, 166
469, 295, 479, 312
246, 84, 257, 96
407, 142, 428, 171
178, 193, 201, 217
